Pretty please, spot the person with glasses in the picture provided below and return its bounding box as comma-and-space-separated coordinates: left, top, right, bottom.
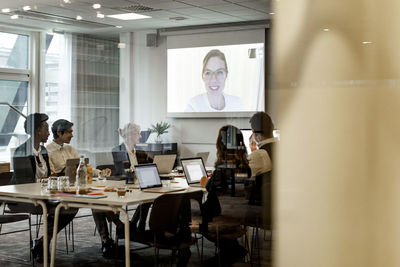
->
8, 113, 77, 263
47, 119, 122, 258
185, 49, 245, 112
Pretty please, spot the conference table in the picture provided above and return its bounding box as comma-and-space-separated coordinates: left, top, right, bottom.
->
0, 178, 201, 267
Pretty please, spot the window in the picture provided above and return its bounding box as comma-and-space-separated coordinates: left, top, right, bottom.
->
0, 31, 30, 162
43, 33, 120, 162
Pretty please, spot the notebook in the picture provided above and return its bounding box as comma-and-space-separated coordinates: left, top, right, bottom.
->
153, 154, 177, 175
180, 157, 207, 186
135, 164, 185, 193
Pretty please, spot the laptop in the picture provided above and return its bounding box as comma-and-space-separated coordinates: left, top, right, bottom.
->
240, 129, 253, 155
153, 154, 177, 175
180, 157, 207, 187
135, 164, 185, 193
195, 152, 209, 165
65, 158, 89, 185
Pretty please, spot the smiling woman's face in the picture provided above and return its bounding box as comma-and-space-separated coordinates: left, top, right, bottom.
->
202, 56, 227, 96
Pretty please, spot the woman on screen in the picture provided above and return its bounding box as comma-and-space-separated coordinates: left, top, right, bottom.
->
185, 49, 245, 112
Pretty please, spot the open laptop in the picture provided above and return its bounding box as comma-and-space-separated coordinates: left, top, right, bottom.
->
180, 157, 207, 187
240, 129, 253, 155
65, 158, 89, 185
153, 154, 177, 175
135, 164, 185, 193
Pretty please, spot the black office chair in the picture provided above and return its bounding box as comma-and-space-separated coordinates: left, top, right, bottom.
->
130, 190, 203, 266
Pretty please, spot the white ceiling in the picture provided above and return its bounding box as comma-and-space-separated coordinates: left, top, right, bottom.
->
0, 0, 271, 36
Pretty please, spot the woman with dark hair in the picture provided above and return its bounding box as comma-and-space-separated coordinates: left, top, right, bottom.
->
201, 125, 249, 265
213, 125, 250, 193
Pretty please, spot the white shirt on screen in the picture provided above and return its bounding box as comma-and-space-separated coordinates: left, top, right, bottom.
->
185, 93, 245, 112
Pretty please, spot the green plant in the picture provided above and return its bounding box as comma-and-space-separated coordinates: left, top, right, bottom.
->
149, 121, 171, 137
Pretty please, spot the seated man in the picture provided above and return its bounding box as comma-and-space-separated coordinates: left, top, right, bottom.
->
8, 113, 78, 263
46, 119, 123, 258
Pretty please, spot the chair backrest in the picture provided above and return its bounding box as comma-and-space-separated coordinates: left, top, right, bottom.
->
149, 190, 203, 235
0, 171, 12, 186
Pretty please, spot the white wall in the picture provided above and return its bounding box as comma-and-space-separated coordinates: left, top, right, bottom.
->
120, 31, 253, 166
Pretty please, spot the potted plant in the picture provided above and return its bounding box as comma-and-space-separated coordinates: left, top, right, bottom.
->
149, 121, 171, 144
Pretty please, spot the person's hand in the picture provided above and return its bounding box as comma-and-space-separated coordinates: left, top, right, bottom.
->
200, 176, 209, 188
100, 168, 112, 177
250, 141, 258, 152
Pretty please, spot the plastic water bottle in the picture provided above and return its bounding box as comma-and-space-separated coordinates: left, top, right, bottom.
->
76, 155, 88, 194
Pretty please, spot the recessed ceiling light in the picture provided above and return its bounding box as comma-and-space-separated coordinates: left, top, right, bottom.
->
323, 28, 330, 32
269, 12, 275, 15
22, 6, 31, 11
10, 14, 18, 19
2, 8, 11, 13
116, 25, 123, 28
76, 15, 82, 20
362, 41, 372, 45
63, 0, 71, 3
93, 3, 101, 9
97, 13, 105, 18
107, 13, 151, 20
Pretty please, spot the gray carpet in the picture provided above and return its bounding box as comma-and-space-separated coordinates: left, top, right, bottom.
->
0, 186, 271, 266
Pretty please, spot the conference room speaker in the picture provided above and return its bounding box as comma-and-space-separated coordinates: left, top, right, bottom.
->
146, 33, 158, 47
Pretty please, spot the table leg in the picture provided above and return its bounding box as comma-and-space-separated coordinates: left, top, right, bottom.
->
36, 200, 48, 267
50, 202, 66, 267
117, 207, 130, 267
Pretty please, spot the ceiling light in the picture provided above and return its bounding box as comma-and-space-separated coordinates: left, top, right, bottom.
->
2, 8, 11, 13
115, 25, 123, 28
63, 0, 71, 3
269, 12, 275, 15
10, 14, 18, 19
76, 15, 82, 20
22, 6, 31, 11
323, 28, 330, 32
107, 13, 151, 20
362, 41, 372, 45
93, 3, 101, 9
96, 13, 105, 18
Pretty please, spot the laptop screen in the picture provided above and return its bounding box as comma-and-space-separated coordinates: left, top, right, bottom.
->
240, 129, 253, 155
135, 164, 162, 189
181, 157, 207, 184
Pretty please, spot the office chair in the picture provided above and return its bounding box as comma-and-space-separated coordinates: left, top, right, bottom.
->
130, 190, 203, 266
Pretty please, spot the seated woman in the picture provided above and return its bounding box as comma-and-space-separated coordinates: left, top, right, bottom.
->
200, 125, 249, 265
213, 125, 251, 193
112, 123, 152, 233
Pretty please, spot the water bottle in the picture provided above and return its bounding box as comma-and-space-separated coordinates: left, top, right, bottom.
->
76, 155, 88, 194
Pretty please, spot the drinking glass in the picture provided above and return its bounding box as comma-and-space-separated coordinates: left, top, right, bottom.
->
58, 176, 70, 191
117, 186, 127, 198
48, 177, 58, 194
40, 178, 49, 194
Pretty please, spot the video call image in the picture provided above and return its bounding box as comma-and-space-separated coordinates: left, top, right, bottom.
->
167, 43, 264, 114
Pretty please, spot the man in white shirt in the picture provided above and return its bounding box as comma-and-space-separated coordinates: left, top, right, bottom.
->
46, 119, 79, 175
248, 112, 277, 206
47, 119, 123, 258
